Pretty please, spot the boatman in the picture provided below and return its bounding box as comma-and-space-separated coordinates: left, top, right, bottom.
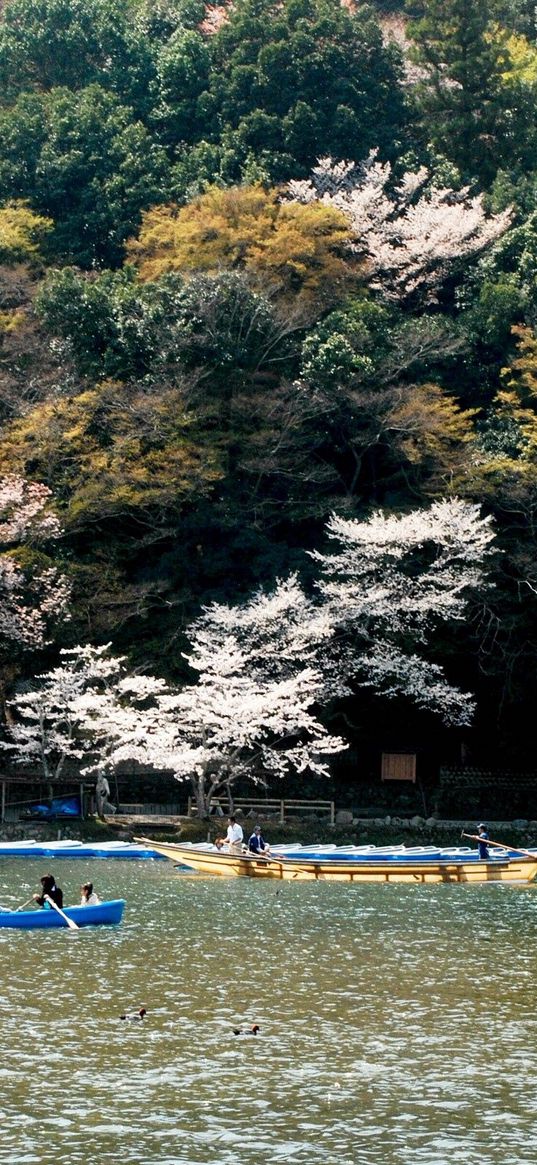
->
477, 823, 490, 860
224, 816, 244, 854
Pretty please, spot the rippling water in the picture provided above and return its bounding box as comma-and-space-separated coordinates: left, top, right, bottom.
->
1, 858, 536, 1164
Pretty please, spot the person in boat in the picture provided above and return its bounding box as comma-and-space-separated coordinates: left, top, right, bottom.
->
33, 874, 63, 909
477, 823, 490, 860
80, 882, 101, 906
224, 815, 244, 854
248, 825, 270, 856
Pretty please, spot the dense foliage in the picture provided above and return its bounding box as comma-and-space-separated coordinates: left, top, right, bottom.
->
3, 0, 537, 797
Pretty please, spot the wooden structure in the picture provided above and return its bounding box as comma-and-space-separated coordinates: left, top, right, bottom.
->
187, 796, 335, 823
381, 753, 417, 782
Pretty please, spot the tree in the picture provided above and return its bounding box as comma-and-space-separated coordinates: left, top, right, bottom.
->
0, 0, 157, 117
35, 267, 296, 385
106, 576, 346, 815
0, 202, 53, 265
2, 621, 346, 816
0, 85, 170, 266
0, 644, 167, 786
198, 0, 406, 178
287, 154, 512, 303
407, 0, 511, 181
110, 499, 495, 807
151, 26, 211, 148
128, 183, 356, 308
309, 498, 495, 723
0, 475, 70, 707
0, 381, 222, 528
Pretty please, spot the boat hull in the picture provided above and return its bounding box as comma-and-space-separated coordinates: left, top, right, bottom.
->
0, 899, 125, 928
134, 840, 537, 884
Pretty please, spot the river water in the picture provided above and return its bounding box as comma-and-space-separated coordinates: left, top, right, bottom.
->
0, 858, 536, 1165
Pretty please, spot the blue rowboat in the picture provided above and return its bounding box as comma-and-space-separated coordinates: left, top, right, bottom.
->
0, 899, 125, 929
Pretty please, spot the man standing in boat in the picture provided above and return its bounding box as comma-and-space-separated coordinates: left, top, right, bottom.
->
224, 816, 244, 854
477, 823, 490, 860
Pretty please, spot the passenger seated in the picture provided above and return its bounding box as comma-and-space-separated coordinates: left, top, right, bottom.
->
248, 825, 270, 856
80, 882, 101, 905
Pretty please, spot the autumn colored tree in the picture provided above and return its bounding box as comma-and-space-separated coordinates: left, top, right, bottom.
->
128, 184, 357, 308
0, 203, 53, 265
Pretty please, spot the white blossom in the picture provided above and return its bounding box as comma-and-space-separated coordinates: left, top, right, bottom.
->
1, 475, 70, 653
287, 152, 511, 302
308, 498, 495, 724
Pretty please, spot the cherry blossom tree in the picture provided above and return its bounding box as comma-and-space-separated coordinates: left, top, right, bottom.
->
110, 584, 346, 816
287, 153, 511, 302
3, 633, 345, 817
0, 474, 70, 658
309, 498, 495, 723
2, 500, 495, 813
0, 644, 166, 793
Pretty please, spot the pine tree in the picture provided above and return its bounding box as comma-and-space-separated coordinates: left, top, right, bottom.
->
408, 0, 510, 181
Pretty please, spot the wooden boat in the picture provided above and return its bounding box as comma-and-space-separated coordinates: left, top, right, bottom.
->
134, 838, 537, 884
0, 899, 125, 928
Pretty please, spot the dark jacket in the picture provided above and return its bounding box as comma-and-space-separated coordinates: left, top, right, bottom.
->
36, 884, 63, 909
248, 832, 268, 854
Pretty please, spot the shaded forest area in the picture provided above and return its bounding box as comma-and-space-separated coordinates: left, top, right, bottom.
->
3, 0, 537, 808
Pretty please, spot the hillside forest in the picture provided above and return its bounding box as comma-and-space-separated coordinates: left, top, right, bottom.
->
2, 0, 537, 812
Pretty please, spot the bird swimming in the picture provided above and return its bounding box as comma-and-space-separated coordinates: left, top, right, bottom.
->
120, 1007, 147, 1021
232, 1024, 260, 1035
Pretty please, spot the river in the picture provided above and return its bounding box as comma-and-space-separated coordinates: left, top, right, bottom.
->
0, 857, 536, 1164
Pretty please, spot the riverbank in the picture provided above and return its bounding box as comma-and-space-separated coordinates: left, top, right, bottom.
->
1, 814, 536, 850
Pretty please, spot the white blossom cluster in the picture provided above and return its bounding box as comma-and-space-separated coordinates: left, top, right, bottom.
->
1, 475, 71, 652
287, 153, 511, 301
3, 498, 495, 810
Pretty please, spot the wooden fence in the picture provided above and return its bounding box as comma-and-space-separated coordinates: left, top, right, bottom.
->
187, 796, 335, 824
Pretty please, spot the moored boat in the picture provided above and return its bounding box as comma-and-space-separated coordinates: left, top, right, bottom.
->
133, 838, 537, 884
0, 899, 125, 928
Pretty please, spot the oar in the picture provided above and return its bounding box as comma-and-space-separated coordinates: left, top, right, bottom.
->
461, 832, 537, 861
0, 896, 36, 913
44, 894, 80, 931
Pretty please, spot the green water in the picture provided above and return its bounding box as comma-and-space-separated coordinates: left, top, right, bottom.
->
1, 858, 537, 1165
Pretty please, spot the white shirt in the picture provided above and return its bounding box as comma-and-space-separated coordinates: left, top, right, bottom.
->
80, 892, 101, 905
225, 823, 243, 845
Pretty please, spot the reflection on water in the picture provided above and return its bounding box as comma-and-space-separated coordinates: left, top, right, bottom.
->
1, 859, 536, 1164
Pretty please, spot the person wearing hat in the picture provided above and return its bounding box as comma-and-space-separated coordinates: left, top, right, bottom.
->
477, 824, 490, 860
248, 825, 270, 857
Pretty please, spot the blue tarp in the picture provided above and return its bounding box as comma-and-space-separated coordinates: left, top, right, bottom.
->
22, 795, 81, 819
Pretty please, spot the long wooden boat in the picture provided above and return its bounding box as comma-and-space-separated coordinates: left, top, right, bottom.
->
0, 899, 125, 928
134, 838, 537, 884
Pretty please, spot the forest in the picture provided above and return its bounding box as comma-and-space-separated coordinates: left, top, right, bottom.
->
2, 0, 537, 813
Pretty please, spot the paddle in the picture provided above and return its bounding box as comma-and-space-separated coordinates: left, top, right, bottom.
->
461, 832, 537, 861
44, 894, 80, 930
0, 896, 36, 913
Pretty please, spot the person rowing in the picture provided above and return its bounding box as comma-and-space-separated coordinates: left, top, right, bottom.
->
33, 874, 63, 909
476, 823, 490, 860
